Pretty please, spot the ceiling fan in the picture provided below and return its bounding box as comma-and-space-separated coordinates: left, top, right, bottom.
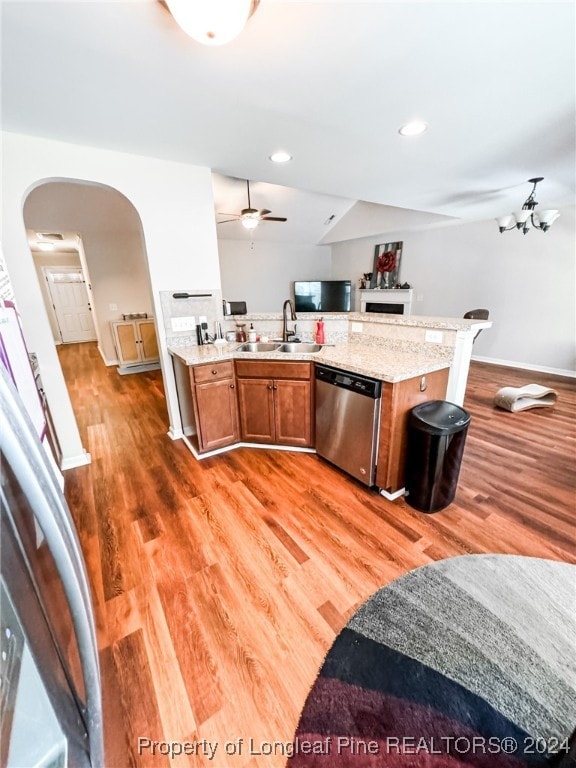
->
217, 180, 287, 230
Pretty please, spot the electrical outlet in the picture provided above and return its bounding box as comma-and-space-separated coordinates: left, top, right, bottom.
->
109, 303, 118, 311
425, 330, 444, 344
351, 322, 363, 333
416, 294, 424, 302
171, 316, 196, 332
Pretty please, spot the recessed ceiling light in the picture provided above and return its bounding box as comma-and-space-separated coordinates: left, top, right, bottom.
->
269, 151, 292, 163
398, 120, 428, 137
36, 242, 56, 252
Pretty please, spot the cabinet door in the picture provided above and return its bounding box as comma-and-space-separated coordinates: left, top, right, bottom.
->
195, 378, 239, 452
137, 320, 159, 362
237, 379, 274, 443
376, 368, 449, 492
113, 322, 140, 365
274, 379, 312, 447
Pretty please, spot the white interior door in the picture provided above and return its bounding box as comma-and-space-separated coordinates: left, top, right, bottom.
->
44, 267, 97, 343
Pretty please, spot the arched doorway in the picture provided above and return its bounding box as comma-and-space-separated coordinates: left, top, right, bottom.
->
21, 178, 166, 462
24, 179, 156, 367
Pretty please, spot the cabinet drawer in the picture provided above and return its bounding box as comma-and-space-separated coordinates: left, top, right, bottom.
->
192, 361, 235, 383
235, 360, 311, 380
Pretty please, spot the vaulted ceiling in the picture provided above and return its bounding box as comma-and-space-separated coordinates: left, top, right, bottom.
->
3, 0, 574, 244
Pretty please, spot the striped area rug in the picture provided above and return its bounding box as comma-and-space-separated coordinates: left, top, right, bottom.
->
288, 555, 576, 767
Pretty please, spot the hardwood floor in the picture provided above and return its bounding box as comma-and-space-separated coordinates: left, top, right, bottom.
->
59, 343, 576, 768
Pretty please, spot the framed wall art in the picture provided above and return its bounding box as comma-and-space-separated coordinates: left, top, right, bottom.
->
370, 241, 403, 289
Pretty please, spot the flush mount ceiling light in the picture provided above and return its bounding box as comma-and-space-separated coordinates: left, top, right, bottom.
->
398, 120, 428, 137
496, 178, 560, 234
165, 0, 260, 46
269, 151, 292, 164
36, 242, 56, 252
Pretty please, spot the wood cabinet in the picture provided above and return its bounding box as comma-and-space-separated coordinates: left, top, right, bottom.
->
173, 359, 239, 453
172, 353, 447, 485
235, 360, 313, 447
191, 361, 239, 452
375, 368, 449, 493
112, 319, 159, 368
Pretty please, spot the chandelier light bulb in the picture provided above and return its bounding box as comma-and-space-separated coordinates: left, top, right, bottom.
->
496, 215, 514, 232
537, 210, 560, 226
513, 210, 531, 227
166, 0, 254, 46
241, 217, 259, 230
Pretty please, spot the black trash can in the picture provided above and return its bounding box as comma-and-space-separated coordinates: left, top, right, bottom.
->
405, 400, 471, 513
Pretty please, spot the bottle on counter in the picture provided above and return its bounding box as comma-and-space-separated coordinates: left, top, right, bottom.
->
315, 318, 325, 344
248, 323, 257, 342
235, 323, 247, 342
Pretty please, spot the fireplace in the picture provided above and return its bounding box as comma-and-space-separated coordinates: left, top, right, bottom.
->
366, 302, 405, 314
358, 288, 413, 315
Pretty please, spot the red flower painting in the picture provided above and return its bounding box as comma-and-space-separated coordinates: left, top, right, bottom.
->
377, 251, 396, 273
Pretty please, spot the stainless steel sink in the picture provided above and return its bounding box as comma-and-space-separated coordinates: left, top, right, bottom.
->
278, 343, 322, 353
235, 342, 281, 352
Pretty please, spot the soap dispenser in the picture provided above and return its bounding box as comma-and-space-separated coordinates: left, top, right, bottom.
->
248, 323, 257, 342
315, 318, 325, 344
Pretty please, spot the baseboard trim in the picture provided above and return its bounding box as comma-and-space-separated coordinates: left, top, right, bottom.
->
61, 450, 92, 470
472, 355, 575, 379
380, 487, 406, 501
116, 362, 161, 375
167, 427, 184, 440
98, 346, 117, 367
178, 435, 316, 461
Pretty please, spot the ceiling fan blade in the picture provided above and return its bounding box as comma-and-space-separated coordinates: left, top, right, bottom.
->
258, 209, 272, 216
260, 217, 287, 222
217, 218, 240, 224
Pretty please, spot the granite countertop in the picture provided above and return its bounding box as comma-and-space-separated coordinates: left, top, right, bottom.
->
223, 312, 491, 332
169, 340, 452, 383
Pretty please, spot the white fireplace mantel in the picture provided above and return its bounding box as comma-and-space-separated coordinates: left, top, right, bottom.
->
357, 288, 413, 315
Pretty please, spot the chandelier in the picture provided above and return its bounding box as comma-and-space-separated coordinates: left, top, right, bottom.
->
496, 178, 560, 234
165, 0, 260, 46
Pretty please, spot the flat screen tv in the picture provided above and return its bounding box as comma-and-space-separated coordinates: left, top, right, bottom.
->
293, 280, 351, 313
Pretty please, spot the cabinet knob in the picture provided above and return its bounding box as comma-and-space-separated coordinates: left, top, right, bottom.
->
211, 369, 218, 375
267, 384, 273, 390
230, 383, 235, 389
273, 386, 277, 391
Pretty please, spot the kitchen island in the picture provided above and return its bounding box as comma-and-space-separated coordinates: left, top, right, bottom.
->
168, 310, 489, 401
169, 330, 457, 498
167, 312, 491, 497
169, 337, 452, 382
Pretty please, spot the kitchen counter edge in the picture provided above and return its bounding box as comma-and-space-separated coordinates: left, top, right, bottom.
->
168, 344, 451, 384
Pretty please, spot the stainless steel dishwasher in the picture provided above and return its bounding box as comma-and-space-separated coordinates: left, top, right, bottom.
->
315, 363, 382, 486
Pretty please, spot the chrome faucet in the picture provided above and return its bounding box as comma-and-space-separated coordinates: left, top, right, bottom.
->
282, 299, 297, 342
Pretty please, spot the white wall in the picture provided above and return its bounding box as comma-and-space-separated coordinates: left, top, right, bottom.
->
331, 206, 575, 375
1, 131, 220, 465
218, 239, 332, 312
